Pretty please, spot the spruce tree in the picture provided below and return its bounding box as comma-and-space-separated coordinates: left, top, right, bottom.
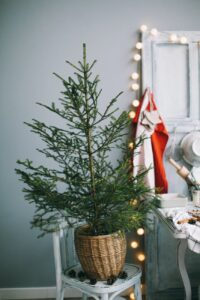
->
16, 44, 158, 236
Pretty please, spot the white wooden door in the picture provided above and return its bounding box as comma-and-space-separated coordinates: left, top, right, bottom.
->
142, 31, 200, 132
142, 31, 200, 300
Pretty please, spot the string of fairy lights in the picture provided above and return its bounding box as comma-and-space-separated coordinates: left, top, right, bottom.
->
128, 25, 189, 299
128, 27, 148, 292
128, 24, 188, 121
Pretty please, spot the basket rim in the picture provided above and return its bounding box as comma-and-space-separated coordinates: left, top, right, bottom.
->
75, 224, 125, 239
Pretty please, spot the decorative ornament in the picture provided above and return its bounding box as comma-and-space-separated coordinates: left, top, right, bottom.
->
68, 269, 76, 278
118, 271, 128, 279
90, 278, 97, 285
107, 277, 117, 285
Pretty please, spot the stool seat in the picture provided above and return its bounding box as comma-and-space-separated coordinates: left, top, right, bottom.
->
62, 263, 142, 297
53, 225, 142, 300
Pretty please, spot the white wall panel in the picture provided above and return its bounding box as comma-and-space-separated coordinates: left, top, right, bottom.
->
142, 31, 200, 131
154, 43, 189, 119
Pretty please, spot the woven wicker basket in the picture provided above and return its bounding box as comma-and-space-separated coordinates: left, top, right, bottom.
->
75, 225, 127, 280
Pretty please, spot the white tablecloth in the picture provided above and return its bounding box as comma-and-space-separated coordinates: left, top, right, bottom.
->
160, 206, 200, 254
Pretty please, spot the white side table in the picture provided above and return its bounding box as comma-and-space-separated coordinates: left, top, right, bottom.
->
53, 227, 142, 300
155, 208, 200, 300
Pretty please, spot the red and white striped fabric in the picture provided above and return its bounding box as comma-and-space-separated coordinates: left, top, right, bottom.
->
133, 89, 155, 189
133, 88, 169, 193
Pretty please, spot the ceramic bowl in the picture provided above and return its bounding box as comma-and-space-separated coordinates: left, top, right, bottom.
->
180, 131, 200, 167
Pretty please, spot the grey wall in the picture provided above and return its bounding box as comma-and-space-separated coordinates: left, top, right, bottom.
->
1, 0, 200, 288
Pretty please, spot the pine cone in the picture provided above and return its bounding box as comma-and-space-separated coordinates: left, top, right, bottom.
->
68, 269, 76, 278
107, 276, 117, 285
118, 271, 128, 279
90, 278, 97, 285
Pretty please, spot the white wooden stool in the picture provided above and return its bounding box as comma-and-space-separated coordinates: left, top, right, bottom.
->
52, 223, 142, 300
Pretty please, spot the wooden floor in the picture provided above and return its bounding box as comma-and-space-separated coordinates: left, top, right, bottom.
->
8, 298, 146, 300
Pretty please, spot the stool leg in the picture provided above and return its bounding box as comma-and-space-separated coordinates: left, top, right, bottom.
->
56, 285, 64, 300
53, 232, 64, 300
134, 280, 142, 300
82, 293, 88, 300
101, 293, 109, 300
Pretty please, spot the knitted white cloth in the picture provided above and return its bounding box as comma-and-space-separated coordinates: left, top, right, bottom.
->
133, 89, 155, 189
160, 206, 200, 253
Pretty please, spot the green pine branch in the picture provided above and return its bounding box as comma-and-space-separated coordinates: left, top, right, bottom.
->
16, 43, 159, 236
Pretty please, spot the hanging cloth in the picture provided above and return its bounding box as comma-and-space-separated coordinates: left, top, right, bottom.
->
149, 92, 169, 193
133, 88, 155, 190
133, 88, 169, 193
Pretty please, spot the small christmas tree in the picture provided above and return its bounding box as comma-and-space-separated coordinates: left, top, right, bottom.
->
16, 44, 158, 236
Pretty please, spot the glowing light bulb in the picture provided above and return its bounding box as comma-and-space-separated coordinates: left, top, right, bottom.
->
137, 253, 146, 261
129, 111, 136, 119
140, 24, 148, 32
137, 228, 144, 235
129, 292, 135, 300
136, 42, 143, 50
169, 34, 178, 42
133, 54, 141, 61
180, 36, 187, 44
132, 99, 140, 107
131, 83, 139, 91
131, 72, 139, 80
130, 199, 138, 206
150, 28, 158, 36
131, 241, 139, 249
128, 142, 134, 149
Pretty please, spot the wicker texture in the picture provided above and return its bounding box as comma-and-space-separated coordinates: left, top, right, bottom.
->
75, 226, 127, 280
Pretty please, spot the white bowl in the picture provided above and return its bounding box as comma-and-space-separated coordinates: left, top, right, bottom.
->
159, 193, 188, 208
181, 131, 200, 167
